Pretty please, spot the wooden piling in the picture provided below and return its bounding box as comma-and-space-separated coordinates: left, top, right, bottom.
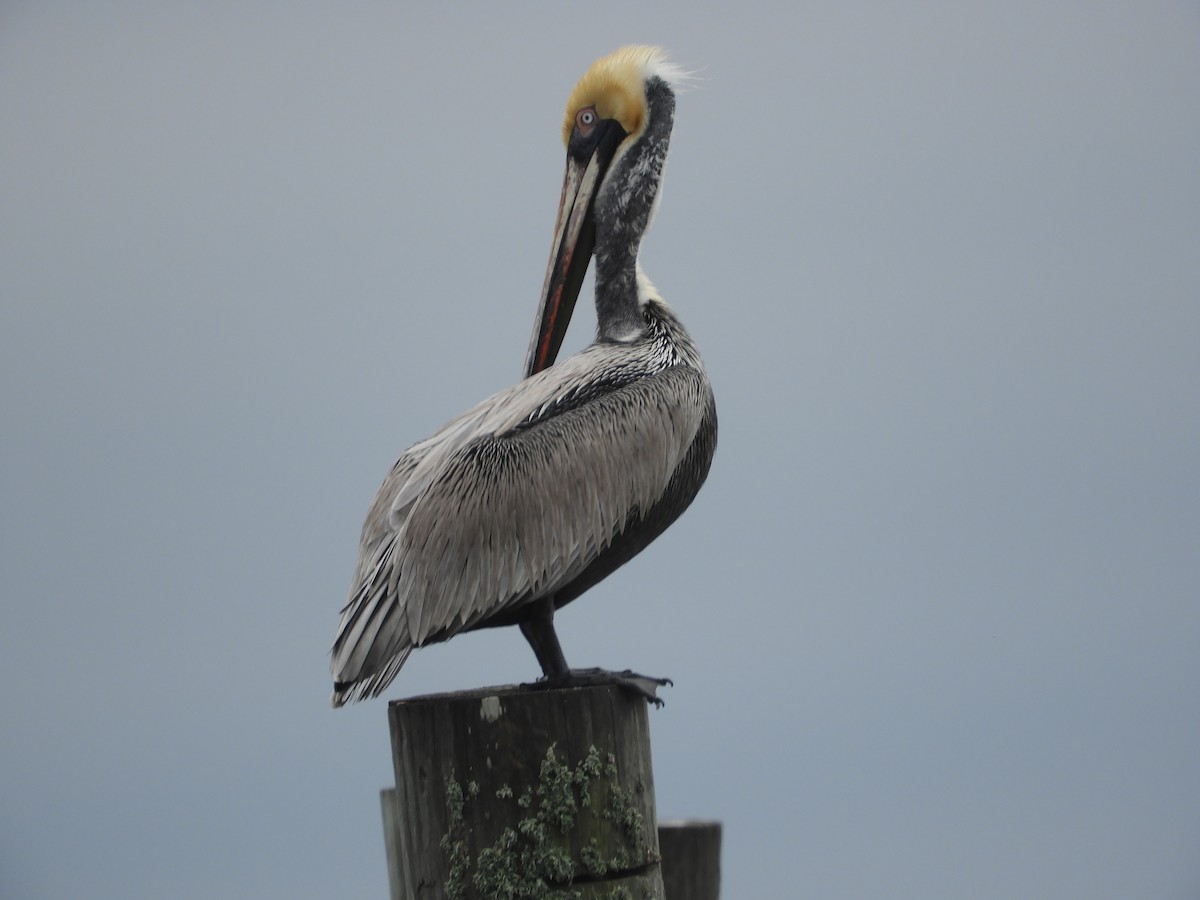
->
658, 819, 722, 900
386, 682, 665, 899
380, 788, 404, 900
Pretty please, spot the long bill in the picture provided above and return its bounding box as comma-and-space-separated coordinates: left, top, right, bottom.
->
523, 155, 602, 377
523, 124, 625, 378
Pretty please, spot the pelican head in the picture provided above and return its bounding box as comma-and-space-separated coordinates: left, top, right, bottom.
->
524, 46, 685, 377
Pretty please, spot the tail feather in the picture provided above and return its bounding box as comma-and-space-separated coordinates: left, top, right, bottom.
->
331, 534, 414, 707
331, 646, 413, 707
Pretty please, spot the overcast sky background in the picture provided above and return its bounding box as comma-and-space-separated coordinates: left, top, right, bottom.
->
2, 3, 1198, 898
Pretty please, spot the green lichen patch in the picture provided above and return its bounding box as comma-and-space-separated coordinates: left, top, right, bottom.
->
440, 745, 656, 899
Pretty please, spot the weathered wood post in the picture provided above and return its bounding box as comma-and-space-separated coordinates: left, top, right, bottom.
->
658, 820, 722, 900
386, 682, 665, 898
381, 787, 404, 900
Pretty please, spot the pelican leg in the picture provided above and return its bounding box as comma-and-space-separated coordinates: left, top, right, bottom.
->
520, 598, 672, 707
519, 596, 570, 678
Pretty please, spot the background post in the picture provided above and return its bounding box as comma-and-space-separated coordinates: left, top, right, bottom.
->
380, 788, 403, 900
658, 819, 722, 900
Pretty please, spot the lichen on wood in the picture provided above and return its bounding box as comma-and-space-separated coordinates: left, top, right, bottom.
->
440, 744, 658, 899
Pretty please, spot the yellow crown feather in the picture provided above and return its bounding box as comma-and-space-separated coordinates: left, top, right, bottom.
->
561, 46, 682, 146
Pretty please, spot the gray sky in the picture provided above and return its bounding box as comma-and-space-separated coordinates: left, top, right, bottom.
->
2, 2, 1198, 897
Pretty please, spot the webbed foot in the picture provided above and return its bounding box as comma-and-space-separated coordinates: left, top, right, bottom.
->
531, 667, 673, 707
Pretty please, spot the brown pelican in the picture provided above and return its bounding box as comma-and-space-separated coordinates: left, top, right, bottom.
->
331, 46, 716, 707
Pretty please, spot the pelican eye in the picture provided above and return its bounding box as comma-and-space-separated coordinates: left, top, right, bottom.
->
575, 107, 597, 132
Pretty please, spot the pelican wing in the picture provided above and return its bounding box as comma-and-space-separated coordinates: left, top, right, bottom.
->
401, 364, 709, 644
331, 360, 708, 702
